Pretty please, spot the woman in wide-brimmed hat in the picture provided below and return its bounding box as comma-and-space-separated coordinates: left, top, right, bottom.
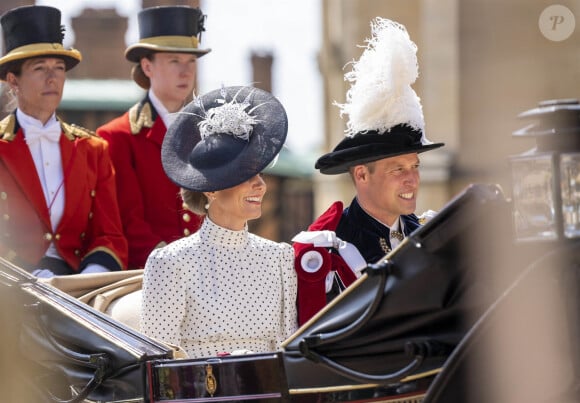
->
140, 86, 298, 359
97, 6, 211, 269
0, 5, 127, 276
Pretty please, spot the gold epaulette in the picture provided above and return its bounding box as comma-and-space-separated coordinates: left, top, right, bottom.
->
129, 101, 153, 135
59, 119, 96, 141
0, 114, 16, 141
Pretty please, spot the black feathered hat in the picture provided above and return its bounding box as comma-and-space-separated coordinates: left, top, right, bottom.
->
316, 126, 443, 174
0, 5, 81, 80
161, 86, 288, 192
316, 18, 443, 175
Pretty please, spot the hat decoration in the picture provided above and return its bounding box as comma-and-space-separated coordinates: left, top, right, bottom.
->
198, 90, 260, 141
162, 86, 288, 192
338, 18, 424, 136
316, 17, 444, 174
0, 5, 82, 80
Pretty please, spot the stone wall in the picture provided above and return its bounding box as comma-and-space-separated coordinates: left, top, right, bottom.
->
318, 0, 580, 213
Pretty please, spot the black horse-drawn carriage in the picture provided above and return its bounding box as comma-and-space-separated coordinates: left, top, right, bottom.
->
5, 180, 576, 403
6, 95, 580, 401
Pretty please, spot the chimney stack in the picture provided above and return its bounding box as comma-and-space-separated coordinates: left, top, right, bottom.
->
69, 8, 129, 79
251, 52, 274, 93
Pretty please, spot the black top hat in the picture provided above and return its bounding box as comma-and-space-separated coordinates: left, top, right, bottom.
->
0, 5, 81, 80
316, 125, 444, 174
125, 6, 211, 63
162, 86, 288, 192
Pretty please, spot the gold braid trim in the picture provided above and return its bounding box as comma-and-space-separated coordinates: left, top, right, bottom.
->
0, 114, 16, 141
59, 118, 95, 140
129, 101, 153, 135
83, 246, 126, 270
379, 237, 391, 254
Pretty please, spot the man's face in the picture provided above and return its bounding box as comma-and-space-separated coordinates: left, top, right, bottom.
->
353, 153, 420, 226
141, 52, 197, 109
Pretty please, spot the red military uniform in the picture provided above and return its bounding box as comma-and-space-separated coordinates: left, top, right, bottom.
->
97, 97, 202, 269
0, 114, 128, 272
293, 202, 357, 325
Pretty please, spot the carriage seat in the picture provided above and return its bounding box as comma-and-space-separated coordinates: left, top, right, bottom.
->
42, 270, 144, 330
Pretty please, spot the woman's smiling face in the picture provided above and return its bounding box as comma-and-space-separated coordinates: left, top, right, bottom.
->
206, 174, 267, 231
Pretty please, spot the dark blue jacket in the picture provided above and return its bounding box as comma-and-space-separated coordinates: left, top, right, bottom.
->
336, 197, 420, 264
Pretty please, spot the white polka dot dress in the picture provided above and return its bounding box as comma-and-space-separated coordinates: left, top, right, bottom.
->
140, 217, 298, 359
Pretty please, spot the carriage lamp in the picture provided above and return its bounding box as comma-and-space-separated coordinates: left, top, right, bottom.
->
511, 99, 580, 242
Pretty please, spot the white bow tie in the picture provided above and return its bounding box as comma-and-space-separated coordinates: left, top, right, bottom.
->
25, 123, 61, 145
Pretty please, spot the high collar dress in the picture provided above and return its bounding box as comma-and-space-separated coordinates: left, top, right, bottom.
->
141, 217, 298, 359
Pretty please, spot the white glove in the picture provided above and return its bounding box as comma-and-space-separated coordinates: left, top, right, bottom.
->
418, 209, 438, 224
292, 230, 367, 275
81, 264, 111, 274
32, 268, 55, 278
231, 349, 255, 355
292, 230, 339, 248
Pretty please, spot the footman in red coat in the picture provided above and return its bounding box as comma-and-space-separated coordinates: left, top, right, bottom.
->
97, 6, 211, 268
0, 5, 127, 275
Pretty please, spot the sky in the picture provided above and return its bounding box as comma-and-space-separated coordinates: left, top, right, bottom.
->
36, 0, 323, 155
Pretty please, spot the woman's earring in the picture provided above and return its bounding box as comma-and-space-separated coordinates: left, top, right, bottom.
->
205, 196, 214, 210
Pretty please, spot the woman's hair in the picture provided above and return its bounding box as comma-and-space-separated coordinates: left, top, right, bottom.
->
4, 60, 22, 76
180, 188, 207, 216
132, 54, 156, 89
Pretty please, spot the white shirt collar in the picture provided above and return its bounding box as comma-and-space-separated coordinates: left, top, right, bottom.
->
16, 109, 59, 132
390, 217, 402, 232
148, 89, 180, 129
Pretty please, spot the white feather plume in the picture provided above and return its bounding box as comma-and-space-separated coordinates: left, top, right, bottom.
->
337, 18, 426, 137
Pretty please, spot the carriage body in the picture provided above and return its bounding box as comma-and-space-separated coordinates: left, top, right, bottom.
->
3, 183, 559, 403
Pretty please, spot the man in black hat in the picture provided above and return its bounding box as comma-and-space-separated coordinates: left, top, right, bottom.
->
0, 5, 127, 276
293, 18, 444, 325
97, 6, 211, 269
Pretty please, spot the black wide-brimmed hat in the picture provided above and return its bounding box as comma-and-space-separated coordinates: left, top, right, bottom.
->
125, 6, 211, 63
162, 86, 288, 192
317, 17, 444, 175
316, 125, 444, 174
0, 5, 81, 80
